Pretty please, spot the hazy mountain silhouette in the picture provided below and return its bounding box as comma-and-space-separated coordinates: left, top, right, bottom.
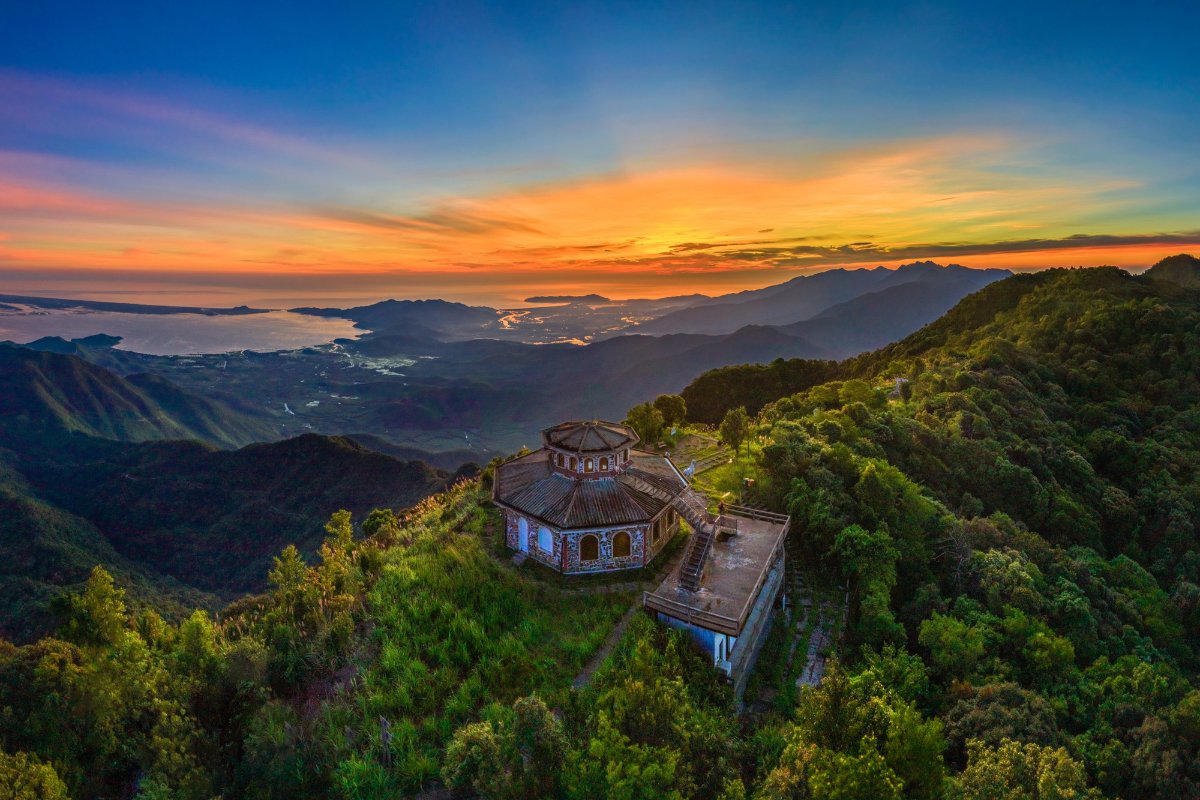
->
633, 261, 1010, 335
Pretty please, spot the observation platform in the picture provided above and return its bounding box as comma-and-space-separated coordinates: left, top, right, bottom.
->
643, 506, 788, 636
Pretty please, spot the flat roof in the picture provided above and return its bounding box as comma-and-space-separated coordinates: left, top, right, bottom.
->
644, 510, 789, 636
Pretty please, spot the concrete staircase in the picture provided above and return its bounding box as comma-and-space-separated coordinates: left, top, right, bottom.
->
623, 473, 735, 592
673, 491, 718, 590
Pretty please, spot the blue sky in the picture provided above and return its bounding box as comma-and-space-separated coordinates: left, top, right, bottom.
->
1, 1, 1198, 305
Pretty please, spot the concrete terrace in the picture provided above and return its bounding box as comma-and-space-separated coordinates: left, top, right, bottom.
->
643, 508, 789, 637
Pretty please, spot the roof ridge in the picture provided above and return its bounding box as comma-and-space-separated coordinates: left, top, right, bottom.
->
560, 474, 582, 522
614, 478, 654, 513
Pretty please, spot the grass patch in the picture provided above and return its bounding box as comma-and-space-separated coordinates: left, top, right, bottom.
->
319, 483, 632, 792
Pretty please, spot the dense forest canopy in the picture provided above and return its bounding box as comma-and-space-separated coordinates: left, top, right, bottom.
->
1, 260, 1199, 798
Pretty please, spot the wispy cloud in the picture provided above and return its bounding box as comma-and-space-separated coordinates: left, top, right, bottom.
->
1, 75, 1198, 302
639, 231, 1200, 270
313, 205, 543, 236
0, 72, 371, 175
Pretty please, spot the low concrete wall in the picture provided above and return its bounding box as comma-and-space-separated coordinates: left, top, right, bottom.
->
729, 557, 785, 701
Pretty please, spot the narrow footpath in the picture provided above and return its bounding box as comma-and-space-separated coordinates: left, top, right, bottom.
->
570, 541, 688, 689
571, 603, 641, 690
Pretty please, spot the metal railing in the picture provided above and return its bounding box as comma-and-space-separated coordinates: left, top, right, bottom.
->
723, 504, 790, 524
642, 590, 742, 635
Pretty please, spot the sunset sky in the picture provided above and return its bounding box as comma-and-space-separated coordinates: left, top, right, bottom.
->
2, 1, 1199, 307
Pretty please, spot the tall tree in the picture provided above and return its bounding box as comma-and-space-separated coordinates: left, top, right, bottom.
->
955, 738, 1094, 800
720, 406, 751, 457
626, 402, 665, 446
0, 749, 69, 800
654, 394, 688, 428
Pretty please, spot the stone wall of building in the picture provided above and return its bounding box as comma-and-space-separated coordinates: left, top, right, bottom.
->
504, 510, 564, 570
504, 508, 677, 574
561, 525, 647, 573
729, 556, 786, 701
645, 508, 679, 561
504, 509, 520, 550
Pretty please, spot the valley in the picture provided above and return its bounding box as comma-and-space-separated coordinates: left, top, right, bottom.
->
13, 261, 1011, 457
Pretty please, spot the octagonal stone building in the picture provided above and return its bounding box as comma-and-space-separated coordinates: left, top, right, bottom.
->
492, 420, 687, 573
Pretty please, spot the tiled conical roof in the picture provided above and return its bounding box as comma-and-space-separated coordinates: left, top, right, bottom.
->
493, 448, 686, 528
542, 420, 639, 453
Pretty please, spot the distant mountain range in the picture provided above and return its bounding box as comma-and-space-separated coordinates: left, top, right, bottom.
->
19, 261, 1015, 455
0, 344, 273, 447
300, 262, 1012, 434
290, 263, 1009, 345
632, 261, 1011, 335
524, 293, 611, 303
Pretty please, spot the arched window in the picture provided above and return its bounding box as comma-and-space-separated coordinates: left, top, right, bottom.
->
613, 531, 631, 558
599, 456, 609, 470
623, 449, 630, 462
585, 458, 594, 472
580, 534, 599, 561
556, 452, 563, 467
517, 517, 529, 552
569, 456, 577, 471
538, 526, 553, 554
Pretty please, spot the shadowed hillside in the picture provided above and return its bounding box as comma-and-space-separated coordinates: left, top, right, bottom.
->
0, 345, 273, 447
19, 433, 450, 595
0, 349, 455, 641
635, 261, 1010, 336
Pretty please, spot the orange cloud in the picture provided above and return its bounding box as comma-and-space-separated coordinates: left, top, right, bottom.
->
1, 133, 1197, 303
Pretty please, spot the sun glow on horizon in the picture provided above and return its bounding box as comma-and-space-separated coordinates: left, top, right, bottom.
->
3, 100, 1198, 307
2, 2, 1199, 305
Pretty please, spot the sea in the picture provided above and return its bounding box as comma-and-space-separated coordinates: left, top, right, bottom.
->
0, 306, 362, 356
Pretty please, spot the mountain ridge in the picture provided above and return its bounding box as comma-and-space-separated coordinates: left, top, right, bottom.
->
633, 261, 1011, 335
0, 345, 274, 447
0, 347, 457, 641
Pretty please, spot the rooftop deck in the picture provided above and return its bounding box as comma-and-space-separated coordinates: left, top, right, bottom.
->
643, 506, 789, 636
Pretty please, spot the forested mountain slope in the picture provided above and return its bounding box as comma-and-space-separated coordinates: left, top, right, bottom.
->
0, 345, 273, 447
1, 262, 1198, 799
1145, 252, 1200, 288
0, 431, 450, 641
0, 347, 454, 642
0, 463, 220, 644
730, 263, 1200, 797
20, 434, 451, 593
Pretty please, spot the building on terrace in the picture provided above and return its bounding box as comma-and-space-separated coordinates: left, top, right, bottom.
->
492, 420, 687, 573
494, 418, 791, 699
643, 504, 790, 699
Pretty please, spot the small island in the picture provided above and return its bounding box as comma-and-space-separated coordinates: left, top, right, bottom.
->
523, 293, 610, 304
